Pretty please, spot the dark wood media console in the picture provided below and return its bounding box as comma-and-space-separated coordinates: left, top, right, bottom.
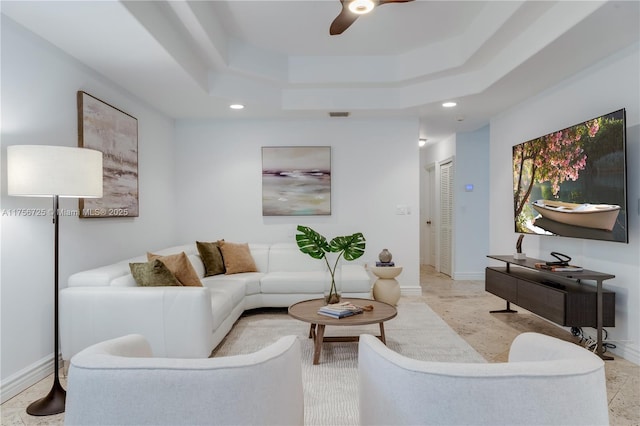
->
486, 255, 615, 360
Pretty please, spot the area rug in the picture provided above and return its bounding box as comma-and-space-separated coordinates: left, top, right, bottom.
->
212, 301, 486, 426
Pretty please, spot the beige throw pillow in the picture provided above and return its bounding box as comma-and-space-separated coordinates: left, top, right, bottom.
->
196, 241, 226, 276
129, 259, 182, 287
219, 241, 258, 275
147, 251, 202, 287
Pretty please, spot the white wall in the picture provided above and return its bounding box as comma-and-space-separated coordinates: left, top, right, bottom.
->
1, 17, 177, 398
420, 127, 490, 279
454, 126, 490, 279
489, 43, 640, 363
173, 118, 421, 293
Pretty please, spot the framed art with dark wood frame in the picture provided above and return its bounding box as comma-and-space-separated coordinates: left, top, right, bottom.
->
262, 146, 331, 216
78, 91, 139, 218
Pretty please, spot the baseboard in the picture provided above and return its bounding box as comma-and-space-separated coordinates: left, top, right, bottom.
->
452, 272, 485, 280
552, 319, 640, 366
1, 353, 58, 404
613, 342, 640, 365
400, 286, 422, 296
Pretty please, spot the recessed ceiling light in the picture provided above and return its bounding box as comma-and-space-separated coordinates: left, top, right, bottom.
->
349, 0, 375, 14
442, 102, 457, 108
418, 138, 427, 147
229, 104, 244, 110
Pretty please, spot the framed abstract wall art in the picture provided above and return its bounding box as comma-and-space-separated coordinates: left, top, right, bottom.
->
262, 146, 331, 216
77, 91, 139, 218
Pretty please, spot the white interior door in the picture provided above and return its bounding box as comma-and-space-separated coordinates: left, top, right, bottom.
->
439, 161, 453, 277
426, 165, 436, 267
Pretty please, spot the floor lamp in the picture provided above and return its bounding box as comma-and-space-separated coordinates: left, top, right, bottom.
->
7, 145, 103, 416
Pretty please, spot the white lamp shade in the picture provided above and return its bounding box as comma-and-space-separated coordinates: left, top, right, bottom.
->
7, 145, 103, 198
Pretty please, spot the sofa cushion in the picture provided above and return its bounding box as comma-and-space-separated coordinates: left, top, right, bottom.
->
146, 244, 198, 257
219, 242, 258, 274
203, 280, 246, 307
208, 289, 233, 330
260, 271, 328, 294
267, 243, 326, 273
248, 244, 270, 272
188, 254, 206, 278
196, 241, 226, 276
129, 260, 182, 287
204, 272, 264, 297
341, 264, 373, 293
111, 274, 136, 287
69, 259, 144, 288
147, 252, 202, 287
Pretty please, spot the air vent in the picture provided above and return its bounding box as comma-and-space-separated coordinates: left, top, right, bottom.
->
329, 112, 350, 118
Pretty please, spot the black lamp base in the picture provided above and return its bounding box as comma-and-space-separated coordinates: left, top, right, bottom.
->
26, 378, 66, 416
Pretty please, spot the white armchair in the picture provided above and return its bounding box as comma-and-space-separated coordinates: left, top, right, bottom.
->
358, 332, 608, 426
65, 334, 303, 425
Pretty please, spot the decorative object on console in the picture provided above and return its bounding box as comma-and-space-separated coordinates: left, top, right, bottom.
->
534, 263, 583, 272
533, 251, 582, 271
7, 145, 103, 416
513, 234, 526, 260
261, 146, 331, 216
295, 225, 366, 304
545, 251, 571, 266
78, 91, 138, 218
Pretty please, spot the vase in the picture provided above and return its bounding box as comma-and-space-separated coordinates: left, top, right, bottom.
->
324, 267, 342, 304
378, 248, 392, 263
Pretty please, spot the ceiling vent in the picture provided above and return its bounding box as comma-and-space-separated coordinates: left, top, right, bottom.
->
329, 112, 350, 118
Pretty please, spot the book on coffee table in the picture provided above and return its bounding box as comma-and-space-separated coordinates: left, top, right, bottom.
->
318, 309, 362, 319
318, 302, 363, 319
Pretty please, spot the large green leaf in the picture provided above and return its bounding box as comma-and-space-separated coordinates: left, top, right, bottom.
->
295, 225, 330, 260
329, 232, 366, 261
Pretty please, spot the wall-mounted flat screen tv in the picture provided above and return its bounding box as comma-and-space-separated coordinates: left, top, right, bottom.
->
513, 108, 627, 243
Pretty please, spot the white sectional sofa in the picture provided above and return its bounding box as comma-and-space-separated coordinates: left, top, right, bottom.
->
60, 242, 372, 362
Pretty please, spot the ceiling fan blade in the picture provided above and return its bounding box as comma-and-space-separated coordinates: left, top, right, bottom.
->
330, 0, 360, 35
330, 0, 414, 35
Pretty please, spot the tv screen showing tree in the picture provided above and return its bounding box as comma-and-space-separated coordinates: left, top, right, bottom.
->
513, 109, 628, 243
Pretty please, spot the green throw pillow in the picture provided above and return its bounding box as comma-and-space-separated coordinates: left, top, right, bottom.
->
129, 259, 182, 287
196, 241, 226, 276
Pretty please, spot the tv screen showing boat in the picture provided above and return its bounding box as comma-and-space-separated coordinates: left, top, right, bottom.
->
513, 109, 628, 243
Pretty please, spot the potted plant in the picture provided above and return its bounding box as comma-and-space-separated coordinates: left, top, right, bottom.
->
295, 225, 366, 304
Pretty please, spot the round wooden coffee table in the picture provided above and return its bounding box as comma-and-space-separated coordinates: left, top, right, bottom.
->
288, 298, 397, 365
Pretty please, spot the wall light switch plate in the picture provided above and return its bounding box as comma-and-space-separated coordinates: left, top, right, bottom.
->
396, 205, 409, 215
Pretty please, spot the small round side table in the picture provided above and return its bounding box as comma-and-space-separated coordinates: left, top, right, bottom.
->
370, 266, 402, 306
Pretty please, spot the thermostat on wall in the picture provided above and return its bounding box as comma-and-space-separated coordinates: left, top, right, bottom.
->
465, 184, 474, 192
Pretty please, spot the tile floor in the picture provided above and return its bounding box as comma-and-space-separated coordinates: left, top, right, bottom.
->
1, 266, 638, 425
